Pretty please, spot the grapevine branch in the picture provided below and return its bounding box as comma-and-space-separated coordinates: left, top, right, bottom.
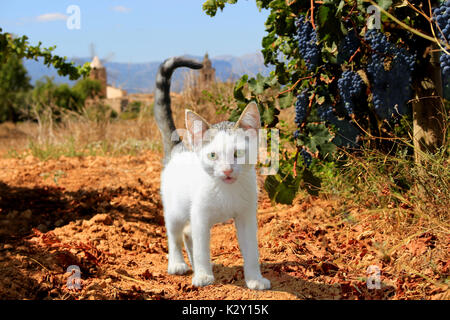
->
310, 0, 316, 30
276, 75, 314, 97
366, 0, 450, 54
426, 0, 450, 56
405, 0, 450, 53
293, 148, 300, 177
348, 47, 361, 63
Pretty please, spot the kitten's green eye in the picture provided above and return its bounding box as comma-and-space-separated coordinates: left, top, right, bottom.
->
234, 149, 245, 158
207, 152, 218, 160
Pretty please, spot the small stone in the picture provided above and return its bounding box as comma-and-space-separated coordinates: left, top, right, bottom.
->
37, 224, 47, 233
82, 220, 93, 228
357, 230, 375, 240
91, 213, 113, 226
55, 219, 64, 227
86, 283, 100, 291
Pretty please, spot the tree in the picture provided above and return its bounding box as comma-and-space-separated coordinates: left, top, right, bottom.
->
0, 28, 90, 80
0, 53, 32, 122
203, 0, 450, 203
72, 78, 102, 104
0, 28, 93, 122
32, 77, 102, 115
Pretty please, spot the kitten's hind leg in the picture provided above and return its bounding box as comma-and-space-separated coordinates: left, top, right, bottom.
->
182, 223, 194, 271
166, 219, 189, 275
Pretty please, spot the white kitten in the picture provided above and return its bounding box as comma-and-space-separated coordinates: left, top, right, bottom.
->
154, 57, 270, 290
160, 103, 270, 290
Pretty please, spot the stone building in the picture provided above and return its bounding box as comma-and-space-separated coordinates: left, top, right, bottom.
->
88, 56, 128, 113
198, 53, 215, 87
89, 56, 107, 98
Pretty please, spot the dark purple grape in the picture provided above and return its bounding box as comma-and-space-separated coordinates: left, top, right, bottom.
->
365, 30, 415, 120
337, 32, 360, 64
294, 16, 321, 70
294, 90, 309, 127
338, 70, 364, 116
300, 149, 312, 167
433, 1, 450, 96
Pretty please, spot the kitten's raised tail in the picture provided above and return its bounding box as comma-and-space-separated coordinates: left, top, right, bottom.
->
154, 57, 203, 164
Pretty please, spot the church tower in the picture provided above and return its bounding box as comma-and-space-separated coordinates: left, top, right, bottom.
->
89, 56, 107, 98
198, 53, 215, 87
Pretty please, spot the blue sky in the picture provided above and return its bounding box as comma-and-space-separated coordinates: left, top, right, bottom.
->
0, 0, 269, 63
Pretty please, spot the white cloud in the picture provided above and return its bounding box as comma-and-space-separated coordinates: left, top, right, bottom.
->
36, 13, 68, 22
112, 5, 131, 13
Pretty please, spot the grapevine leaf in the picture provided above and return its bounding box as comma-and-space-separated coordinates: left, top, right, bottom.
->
233, 75, 248, 101
376, 0, 393, 10
264, 173, 300, 205
262, 106, 275, 125
301, 169, 322, 196
248, 74, 268, 95
278, 91, 294, 109
318, 5, 331, 29
316, 95, 326, 105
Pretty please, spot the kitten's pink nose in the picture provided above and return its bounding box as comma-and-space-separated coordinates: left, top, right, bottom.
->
223, 169, 233, 176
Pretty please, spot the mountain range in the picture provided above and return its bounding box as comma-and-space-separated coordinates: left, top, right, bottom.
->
23, 53, 272, 93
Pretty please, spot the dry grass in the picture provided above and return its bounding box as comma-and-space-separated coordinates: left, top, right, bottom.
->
1, 111, 161, 160
0, 78, 235, 159
317, 145, 450, 298
174, 71, 234, 126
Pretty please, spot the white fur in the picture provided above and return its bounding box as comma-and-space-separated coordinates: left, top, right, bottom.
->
160, 126, 270, 290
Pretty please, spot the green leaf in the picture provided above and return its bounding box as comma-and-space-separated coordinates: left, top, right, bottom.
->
264, 173, 300, 205
318, 5, 331, 29
233, 75, 248, 101
376, 0, 392, 10
300, 123, 336, 158
301, 169, 322, 196
335, 0, 345, 16
278, 91, 294, 109
316, 95, 325, 105
262, 106, 275, 124
248, 75, 265, 95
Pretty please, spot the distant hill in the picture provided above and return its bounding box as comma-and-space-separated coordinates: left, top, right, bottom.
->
23, 53, 272, 93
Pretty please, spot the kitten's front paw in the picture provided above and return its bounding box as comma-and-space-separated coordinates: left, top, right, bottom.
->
246, 277, 271, 290
192, 272, 214, 287
168, 262, 189, 275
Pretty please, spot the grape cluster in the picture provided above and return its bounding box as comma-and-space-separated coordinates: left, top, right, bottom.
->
300, 149, 312, 167
433, 1, 450, 92
337, 32, 360, 64
338, 70, 364, 115
295, 16, 321, 70
365, 30, 415, 120
317, 104, 334, 122
294, 90, 309, 127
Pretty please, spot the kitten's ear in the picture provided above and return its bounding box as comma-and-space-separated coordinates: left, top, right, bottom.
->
185, 109, 210, 146
235, 102, 261, 130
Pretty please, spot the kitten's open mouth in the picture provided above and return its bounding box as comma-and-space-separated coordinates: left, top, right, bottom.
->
222, 176, 237, 184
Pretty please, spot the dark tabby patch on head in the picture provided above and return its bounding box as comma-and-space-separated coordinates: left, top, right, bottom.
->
202, 121, 235, 144
210, 121, 236, 131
